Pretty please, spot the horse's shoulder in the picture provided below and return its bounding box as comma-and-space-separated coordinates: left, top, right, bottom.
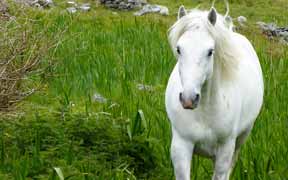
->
232, 32, 259, 61
232, 32, 253, 48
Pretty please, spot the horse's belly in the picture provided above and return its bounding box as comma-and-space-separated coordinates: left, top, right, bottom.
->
236, 56, 264, 134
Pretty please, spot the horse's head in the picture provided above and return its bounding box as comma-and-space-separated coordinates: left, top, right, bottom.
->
174, 6, 217, 110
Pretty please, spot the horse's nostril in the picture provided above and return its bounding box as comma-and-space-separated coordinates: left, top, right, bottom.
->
195, 94, 200, 102
179, 92, 183, 102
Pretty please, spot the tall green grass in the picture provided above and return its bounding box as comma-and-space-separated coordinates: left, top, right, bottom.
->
0, 0, 288, 179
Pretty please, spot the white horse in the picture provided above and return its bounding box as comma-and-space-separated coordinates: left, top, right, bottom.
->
165, 5, 264, 180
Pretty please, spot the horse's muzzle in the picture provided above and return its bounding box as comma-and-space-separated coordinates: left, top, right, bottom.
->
179, 92, 200, 110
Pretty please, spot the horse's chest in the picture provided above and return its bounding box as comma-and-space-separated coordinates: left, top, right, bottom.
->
170, 111, 235, 157
169, 107, 235, 143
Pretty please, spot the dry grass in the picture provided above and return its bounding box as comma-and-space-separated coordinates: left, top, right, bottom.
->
0, 19, 52, 111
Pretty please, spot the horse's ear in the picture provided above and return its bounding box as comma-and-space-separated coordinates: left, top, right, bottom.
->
208, 7, 217, 26
178, 5, 187, 19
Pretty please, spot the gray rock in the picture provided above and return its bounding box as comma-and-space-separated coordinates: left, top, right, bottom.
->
101, 0, 146, 10
119, 1, 125, 6
118, 1, 127, 9
159, 5, 169, 15
14, 0, 53, 8
34, 0, 53, 7
67, 1, 77, 6
105, 1, 112, 5
128, 0, 146, 5
134, 4, 169, 16
136, 84, 154, 91
237, 16, 247, 26
126, 3, 131, 9
0, 0, 8, 13
34, 2, 42, 8
279, 37, 288, 45
106, 3, 118, 8
43, 0, 53, 6
128, 0, 145, 5
0, 0, 11, 19
93, 93, 107, 103
79, 3, 90, 11
256, 21, 266, 28
279, 31, 288, 37
257, 21, 288, 44
67, 7, 77, 13
139, 0, 147, 4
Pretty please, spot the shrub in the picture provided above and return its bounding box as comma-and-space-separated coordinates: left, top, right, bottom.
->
0, 17, 52, 110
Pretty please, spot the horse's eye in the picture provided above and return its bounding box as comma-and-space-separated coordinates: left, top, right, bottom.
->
176, 46, 181, 55
208, 49, 214, 57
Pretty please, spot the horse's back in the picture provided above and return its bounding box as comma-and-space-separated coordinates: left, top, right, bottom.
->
232, 32, 264, 134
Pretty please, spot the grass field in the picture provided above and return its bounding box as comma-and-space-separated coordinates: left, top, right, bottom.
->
0, 0, 288, 179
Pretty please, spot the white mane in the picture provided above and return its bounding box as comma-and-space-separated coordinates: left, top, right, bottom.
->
168, 9, 243, 81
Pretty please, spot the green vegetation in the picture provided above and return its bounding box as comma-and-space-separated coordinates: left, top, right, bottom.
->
0, 0, 288, 179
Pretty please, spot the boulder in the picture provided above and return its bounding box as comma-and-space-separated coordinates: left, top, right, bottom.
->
257, 21, 288, 44
134, 4, 169, 16
101, 0, 147, 10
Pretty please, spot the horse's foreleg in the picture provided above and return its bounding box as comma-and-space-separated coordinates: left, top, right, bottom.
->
171, 130, 194, 180
227, 128, 252, 177
212, 139, 236, 180
226, 147, 240, 178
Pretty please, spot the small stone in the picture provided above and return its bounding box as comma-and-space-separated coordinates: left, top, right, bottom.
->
0, 0, 8, 13
38, 0, 53, 7
119, 1, 125, 6
67, 1, 76, 6
92, 93, 107, 103
79, 3, 90, 12
237, 16, 247, 26
279, 38, 288, 45
80, 6, 90, 11
130, 0, 146, 5
139, 0, 147, 4
106, 3, 118, 8
34, 3, 42, 8
126, 3, 131, 9
159, 5, 169, 16
101, 0, 147, 10
136, 84, 154, 91
67, 7, 77, 13
118, 2, 127, 9
105, 1, 112, 5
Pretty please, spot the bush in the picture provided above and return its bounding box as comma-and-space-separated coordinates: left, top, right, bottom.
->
0, 17, 52, 110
